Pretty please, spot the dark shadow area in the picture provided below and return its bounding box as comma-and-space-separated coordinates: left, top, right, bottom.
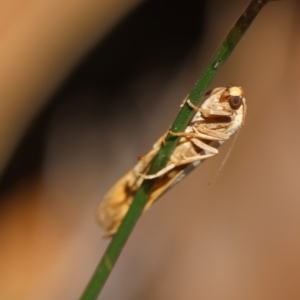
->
0, 0, 207, 194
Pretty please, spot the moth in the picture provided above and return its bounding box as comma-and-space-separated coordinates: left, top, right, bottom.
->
97, 85, 247, 236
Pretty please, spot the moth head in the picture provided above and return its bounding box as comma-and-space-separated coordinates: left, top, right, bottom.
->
220, 85, 244, 110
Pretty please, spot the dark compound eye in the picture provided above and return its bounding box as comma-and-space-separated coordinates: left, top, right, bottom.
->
229, 96, 243, 109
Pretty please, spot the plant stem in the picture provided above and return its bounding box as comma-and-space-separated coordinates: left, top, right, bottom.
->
79, 1, 276, 299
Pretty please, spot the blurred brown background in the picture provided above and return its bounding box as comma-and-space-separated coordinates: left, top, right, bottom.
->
1, 0, 300, 299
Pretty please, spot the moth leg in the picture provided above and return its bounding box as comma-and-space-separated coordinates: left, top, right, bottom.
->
190, 138, 218, 154
142, 163, 177, 179
138, 147, 159, 161
161, 131, 169, 146
195, 123, 228, 129
173, 152, 216, 167
180, 94, 190, 107
193, 125, 229, 140
138, 130, 171, 163
186, 99, 210, 116
187, 99, 232, 117
165, 132, 219, 154
169, 129, 224, 141
169, 131, 199, 139
142, 153, 215, 179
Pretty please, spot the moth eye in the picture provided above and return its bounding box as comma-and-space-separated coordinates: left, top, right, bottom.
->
229, 96, 243, 109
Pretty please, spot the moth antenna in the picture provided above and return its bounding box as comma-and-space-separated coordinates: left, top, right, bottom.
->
208, 128, 241, 185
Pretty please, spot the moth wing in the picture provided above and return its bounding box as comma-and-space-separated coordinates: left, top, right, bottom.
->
97, 168, 138, 236
97, 141, 193, 236
144, 166, 187, 210
97, 141, 161, 236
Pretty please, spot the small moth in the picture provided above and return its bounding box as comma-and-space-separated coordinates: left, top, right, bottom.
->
97, 85, 246, 236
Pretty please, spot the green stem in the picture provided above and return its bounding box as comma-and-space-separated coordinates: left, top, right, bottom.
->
79, 1, 276, 299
